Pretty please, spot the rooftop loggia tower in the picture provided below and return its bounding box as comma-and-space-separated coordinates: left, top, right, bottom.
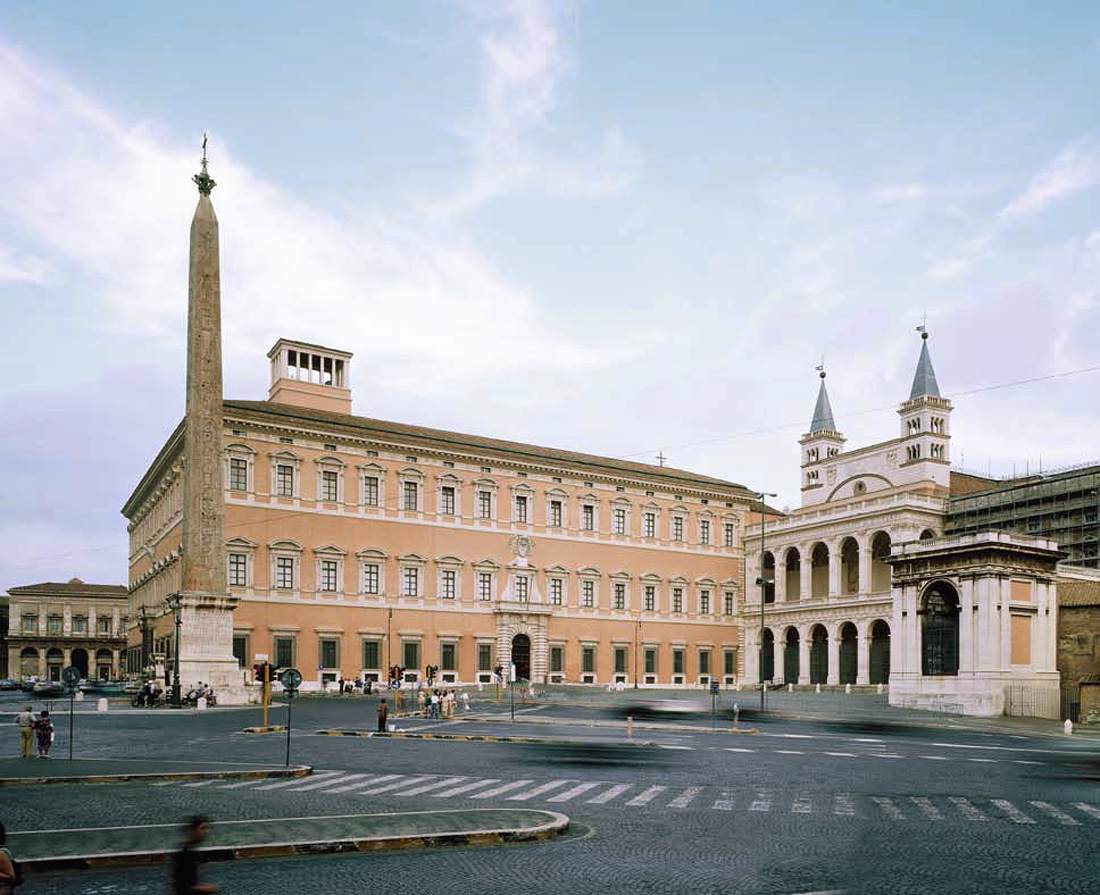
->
267, 339, 353, 415
897, 327, 952, 486
800, 365, 846, 505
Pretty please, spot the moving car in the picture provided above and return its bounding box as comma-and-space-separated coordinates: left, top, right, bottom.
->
32, 680, 65, 698
0, 679, 22, 691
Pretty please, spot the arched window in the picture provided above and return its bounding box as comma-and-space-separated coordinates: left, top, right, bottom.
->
761, 630, 775, 682
762, 552, 776, 604
783, 628, 800, 685
869, 620, 891, 685
870, 532, 892, 593
921, 582, 960, 676
840, 538, 859, 595
784, 548, 801, 601
810, 543, 829, 599
809, 625, 828, 684
839, 623, 857, 685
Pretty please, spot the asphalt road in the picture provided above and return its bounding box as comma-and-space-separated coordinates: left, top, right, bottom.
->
2, 691, 1099, 894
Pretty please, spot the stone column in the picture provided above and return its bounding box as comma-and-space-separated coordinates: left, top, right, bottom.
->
63, 648, 72, 669
797, 631, 810, 685
998, 576, 1012, 674
743, 628, 757, 684
800, 548, 812, 602
775, 551, 787, 603
8, 648, 20, 680
112, 649, 121, 677
856, 627, 870, 684
772, 637, 782, 685
959, 576, 975, 675
857, 540, 871, 596
826, 631, 840, 685
828, 549, 841, 599
38, 651, 47, 678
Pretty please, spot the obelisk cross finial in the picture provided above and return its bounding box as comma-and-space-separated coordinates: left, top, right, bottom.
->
193, 131, 217, 196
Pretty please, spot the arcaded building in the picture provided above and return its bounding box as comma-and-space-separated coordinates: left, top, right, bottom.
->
124, 343, 756, 690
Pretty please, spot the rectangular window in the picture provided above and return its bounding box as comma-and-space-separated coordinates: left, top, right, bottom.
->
672, 588, 683, 613
72, 615, 88, 634
613, 507, 626, 535
699, 650, 711, 675
274, 636, 295, 668
441, 642, 457, 671
321, 469, 339, 501
700, 590, 710, 614
441, 569, 456, 599
644, 585, 655, 612
644, 648, 657, 674
700, 519, 711, 545
478, 643, 493, 672
228, 553, 248, 587
362, 640, 380, 669
550, 578, 563, 605
614, 582, 626, 610
673, 649, 685, 675
21, 614, 36, 633
614, 647, 628, 674
276, 464, 294, 497
362, 564, 380, 595
320, 638, 338, 668
319, 559, 338, 592
514, 576, 529, 602
582, 504, 595, 531
550, 500, 563, 527
402, 567, 419, 597
362, 476, 379, 507
440, 486, 455, 515
477, 572, 493, 601
582, 580, 594, 608
550, 645, 564, 673
582, 646, 596, 674
97, 616, 111, 635
229, 457, 248, 491
232, 634, 247, 668
478, 491, 492, 519
724, 650, 736, 676
673, 516, 684, 541
47, 615, 62, 634
724, 523, 735, 548
403, 481, 419, 511
403, 641, 420, 670
724, 591, 734, 615
644, 512, 656, 538
276, 556, 295, 590
514, 495, 528, 523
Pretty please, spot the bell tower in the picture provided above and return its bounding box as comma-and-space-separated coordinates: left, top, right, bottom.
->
898, 327, 952, 468
800, 366, 845, 502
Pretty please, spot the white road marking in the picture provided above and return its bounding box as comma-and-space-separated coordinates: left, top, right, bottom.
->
871, 797, 904, 820
749, 792, 772, 812
777, 734, 815, 739
868, 753, 902, 759
255, 771, 342, 791
776, 749, 804, 755
1072, 802, 1100, 820
151, 781, 175, 787
658, 744, 694, 750
918, 755, 948, 761
328, 774, 398, 794
1011, 760, 1042, 766
547, 782, 602, 803
471, 780, 535, 799
625, 785, 667, 806
218, 778, 266, 789
725, 747, 755, 753
395, 776, 469, 797
791, 796, 813, 814
853, 738, 883, 743
965, 758, 997, 764
948, 797, 988, 821
991, 800, 1035, 824
824, 752, 857, 758
668, 786, 704, 809
357, 775, 433, 796
284, 773, 369, 792
712, 791, 735, 811
833, 794, 855, 816
1029, 801, 1080, 826
587, 783, 632, 804
433, 778, 500, 798
507, 780, 574, 802
182, 779, 217, 788
910, 797, 943, 821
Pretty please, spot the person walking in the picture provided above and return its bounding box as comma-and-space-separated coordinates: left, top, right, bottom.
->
33, 711, 53, 758
171, 816, 219, 894
461, 691, 470, 712
0, 821, 24, 894
376, 698, 388, 733
15, 706, 34, 759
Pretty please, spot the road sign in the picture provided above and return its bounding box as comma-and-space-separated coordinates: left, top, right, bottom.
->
254, 652, 269, 661
709, 680, 720, 694
62, 665, 82, 688
280, 667, 302, 692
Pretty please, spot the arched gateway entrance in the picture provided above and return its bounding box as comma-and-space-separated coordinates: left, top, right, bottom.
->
511, 634, 531, 681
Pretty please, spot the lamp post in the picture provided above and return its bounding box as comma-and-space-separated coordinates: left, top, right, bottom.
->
755, 491, 778, 712
633, 614, 640, 689
166, 595, 182, 707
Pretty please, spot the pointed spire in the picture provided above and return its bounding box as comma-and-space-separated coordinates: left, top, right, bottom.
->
809, 367, 837, 433
193, 132, 216, 196
909, 328, 941, 400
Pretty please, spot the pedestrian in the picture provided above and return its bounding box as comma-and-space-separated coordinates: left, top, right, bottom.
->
171, 815, 219, 894
461, 691, 470, 712
15, 706, 34, 759
430, 690, 440, 719
33, 711, 53, 758
0, 822, 24, 894
376, 698, 388, 733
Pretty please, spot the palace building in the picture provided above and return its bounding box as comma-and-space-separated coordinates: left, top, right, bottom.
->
121, 160, 757, 695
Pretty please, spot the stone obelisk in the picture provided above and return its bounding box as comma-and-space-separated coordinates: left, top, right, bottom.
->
173, 143, 247, 704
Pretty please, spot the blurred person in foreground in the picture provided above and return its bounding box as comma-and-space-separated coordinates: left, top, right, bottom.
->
172, 816, 219, 894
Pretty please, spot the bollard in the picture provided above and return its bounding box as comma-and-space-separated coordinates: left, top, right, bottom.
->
97, 697, 108, 713
815, 684, 821, 694
1064, 719, 1073, 736
876, 683, 883, 695
787, 683, 793, 693
477, 681, 483, 692
733, 704, 740, 729
197, 696, 207, 711
845, 683, 851, 695
388, 723, 396, 732
75, 691, 84, 702
627, 715, 633, 738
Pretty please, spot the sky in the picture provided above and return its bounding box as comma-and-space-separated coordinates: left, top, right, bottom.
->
1, 1, 1099, 592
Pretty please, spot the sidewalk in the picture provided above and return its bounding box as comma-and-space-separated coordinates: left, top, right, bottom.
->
11, 808, 569, 872
0, 757, 308, 787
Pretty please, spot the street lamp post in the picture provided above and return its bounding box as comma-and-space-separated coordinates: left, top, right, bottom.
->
166, 596, 182, 707
755, 491, 777, 712
633, 614, 640, 689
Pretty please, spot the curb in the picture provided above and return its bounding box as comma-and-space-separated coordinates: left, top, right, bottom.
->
19, 809, 569, 872
459, 714, 761, 735
242, 725, 288, 734
316, 729, 757, 744
0, 765, 310, 788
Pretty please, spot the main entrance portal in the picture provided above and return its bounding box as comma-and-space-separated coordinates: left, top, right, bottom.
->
511, 634, 531, 681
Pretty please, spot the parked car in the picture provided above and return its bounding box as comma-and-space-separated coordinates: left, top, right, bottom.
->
32, 680, 65, 698
20, 677, 40, 693
0, 679, 22, 691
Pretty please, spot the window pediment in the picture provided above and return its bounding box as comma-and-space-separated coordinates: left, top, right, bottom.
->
357, 462, 385, 474
474, 478, 498, 489
696, 576, 716, 586
437, 473, 462, 485
578, 566, 601, 577
610, 571, 631, 581
316, 455, 345, 469
225, 443, 256, 456
269, 539, 303, 552
226, 536, 258, 549
640, 572, 662, 582
472, 558, 500, 570
356, 548, 388, 560
545, 564, 570, 574
399, 467, 424, 480
314, 544, 347, 556
398, 553, 427, 565
547, 488, 568, 499
670, 575, 689, 585
271, 450, 300, 462
436, 555, 464, 566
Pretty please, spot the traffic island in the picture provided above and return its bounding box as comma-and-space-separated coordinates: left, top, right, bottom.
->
11, 809, 570, 873
0, 757, 309, 787
316, 728, 752, 747
242, 725, 288, 734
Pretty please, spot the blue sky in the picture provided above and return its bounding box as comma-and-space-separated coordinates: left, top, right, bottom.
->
1, 2, 1099, 590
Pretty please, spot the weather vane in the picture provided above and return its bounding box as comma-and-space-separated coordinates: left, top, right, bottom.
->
815, 355, 826, 379
916, 311, 928, 339
193, 131, 216, 196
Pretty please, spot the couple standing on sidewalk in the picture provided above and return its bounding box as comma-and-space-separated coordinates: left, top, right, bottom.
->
15, 708, 53, 758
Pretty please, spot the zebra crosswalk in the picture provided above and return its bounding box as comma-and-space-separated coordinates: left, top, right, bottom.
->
162, 771, 1100, 828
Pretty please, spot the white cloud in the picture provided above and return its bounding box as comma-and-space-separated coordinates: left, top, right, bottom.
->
871, 182, 926, 203
1000, 140, 1100, 219
0, 244, 49, 284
